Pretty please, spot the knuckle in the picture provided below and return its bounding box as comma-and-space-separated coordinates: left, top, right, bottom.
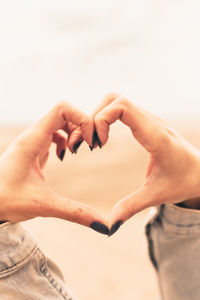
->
72, 208, 84, 224
114, 97, 132, 115
128, 205, 136, 217
56, 100, 68, 109
126, 200, 136, 215
54, 101, 70, 114
94, 113, 101, 122
121, 200, 136, 217
104, 92, 120, 101
54, 101, 71, 123
115, 96, 130, 107
111, 96, 132, 120
80, 116, 91, 129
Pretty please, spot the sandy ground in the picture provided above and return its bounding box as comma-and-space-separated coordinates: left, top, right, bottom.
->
1, 120, 200, 300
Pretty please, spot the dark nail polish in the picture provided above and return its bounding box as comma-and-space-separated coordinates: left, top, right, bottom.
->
0, 220, 6, 224
59, 149, 66, 161
92, 131, 96, 147
94, 130, 102, 148
90, 222, 109, 235
73, 141, 83, 154
89, 130, 102, 151
109, 220, 123, 237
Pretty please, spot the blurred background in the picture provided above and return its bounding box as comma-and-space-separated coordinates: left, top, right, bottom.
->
1, 1, 200, 299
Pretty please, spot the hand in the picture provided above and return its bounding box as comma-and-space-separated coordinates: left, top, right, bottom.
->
0, 101, 109, 234
65, 93, 121, 153
94, 94, 200, 235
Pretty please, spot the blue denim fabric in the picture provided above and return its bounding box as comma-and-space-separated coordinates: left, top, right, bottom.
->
0, 222, 78, 300
1, 205, 200, 300
145, 204, 200, 300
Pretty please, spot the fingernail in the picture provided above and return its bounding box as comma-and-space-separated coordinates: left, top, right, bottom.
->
89, 131, 96, 151
94, 130, 102, 148
59, 149, 66, 161
89, 145, 94, 151
0, 220, 6, 224
73, 141, 83, 154
90, 222, 109, 235
109, 220, 123, 237
89, 130, 102, 151
92, 131, 96, 147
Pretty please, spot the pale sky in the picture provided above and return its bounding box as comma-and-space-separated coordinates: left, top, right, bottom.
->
0, 0, 200, 124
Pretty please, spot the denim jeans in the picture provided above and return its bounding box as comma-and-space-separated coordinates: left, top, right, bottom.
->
145, 204, 200, 300
0, 222, 78, 300
1, 204, 200, 300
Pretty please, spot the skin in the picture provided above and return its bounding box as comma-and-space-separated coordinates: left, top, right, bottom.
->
0, 101, 106, 227
92, 94, 200, 229
0, 95, 200, 234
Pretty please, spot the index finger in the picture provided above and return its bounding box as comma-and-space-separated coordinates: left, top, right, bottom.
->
67, 93, 120, 153
91, 93, 120, 117
37, 101, 94, 146
94, 96, 171, 154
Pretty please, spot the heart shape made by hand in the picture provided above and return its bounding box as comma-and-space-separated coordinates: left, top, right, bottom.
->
0, 94, 200, 236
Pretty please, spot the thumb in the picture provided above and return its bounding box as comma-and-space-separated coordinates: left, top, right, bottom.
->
39, 190, 109, 236
108, 186, 154, 236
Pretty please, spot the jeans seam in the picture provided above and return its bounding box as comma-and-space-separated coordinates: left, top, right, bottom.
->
0, 244, 38, 276
145, 223, 158, 271
39, 252, 74, 300
154, 218, 167, 300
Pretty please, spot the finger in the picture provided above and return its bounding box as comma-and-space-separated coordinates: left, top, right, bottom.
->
39, 191, 109, 235
52, 132, 68, 160
92, 93, 121, 117
94, 96, 170, 153
67, 127, 84, 154
59, 121, 84, 154
91, 93, 120, 150
36, 101, 94, 146
108, 186, 154, 236
68, 93, 120, 152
